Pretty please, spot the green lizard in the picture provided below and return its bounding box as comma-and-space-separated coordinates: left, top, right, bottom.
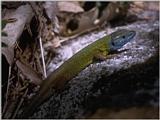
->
22, 29, 136, 118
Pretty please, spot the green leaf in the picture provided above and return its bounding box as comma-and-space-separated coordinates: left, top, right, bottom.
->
2, 18, 17, 30
2, 20, 7, 30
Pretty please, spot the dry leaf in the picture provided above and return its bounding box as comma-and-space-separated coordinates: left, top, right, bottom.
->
58, 1, 84, 13
44, 1, 59, 20
133, 2, 159, 11
16, 60, 42, 85
2, 4, 34, 47
130, 2, 159, 21
99, 2, 127, 25
2, 47, 14, 65
60, 7, 99, 37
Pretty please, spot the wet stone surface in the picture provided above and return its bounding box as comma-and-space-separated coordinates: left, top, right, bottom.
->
31, 21, 159, 118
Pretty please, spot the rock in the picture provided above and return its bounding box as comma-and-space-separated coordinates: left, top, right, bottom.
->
89, 106, 159, 119
30, 21, 159, 119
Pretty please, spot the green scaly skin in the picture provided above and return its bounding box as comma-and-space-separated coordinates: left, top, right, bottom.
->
22, 29, 136, 118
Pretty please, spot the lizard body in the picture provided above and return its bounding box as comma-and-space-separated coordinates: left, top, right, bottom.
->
22, 29, 136, 118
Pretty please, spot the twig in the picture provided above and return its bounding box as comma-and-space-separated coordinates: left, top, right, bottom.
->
15, 41, 22, 53
29, 2, 47, 78
2, 66, 11, 115
39, 37, 47, 78
12, 88, 28, 118
34, 52, 44, 76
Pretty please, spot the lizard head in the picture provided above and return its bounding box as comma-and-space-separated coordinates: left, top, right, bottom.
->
109, 29, 136, 51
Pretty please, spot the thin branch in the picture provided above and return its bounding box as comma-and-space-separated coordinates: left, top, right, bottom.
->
2, 66, 11, 115
12, 88, 28, 119
39, 37, 47, 78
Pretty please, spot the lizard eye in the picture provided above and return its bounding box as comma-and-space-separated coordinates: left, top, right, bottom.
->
122, 36, 125, 39
112, 42, 115, 46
